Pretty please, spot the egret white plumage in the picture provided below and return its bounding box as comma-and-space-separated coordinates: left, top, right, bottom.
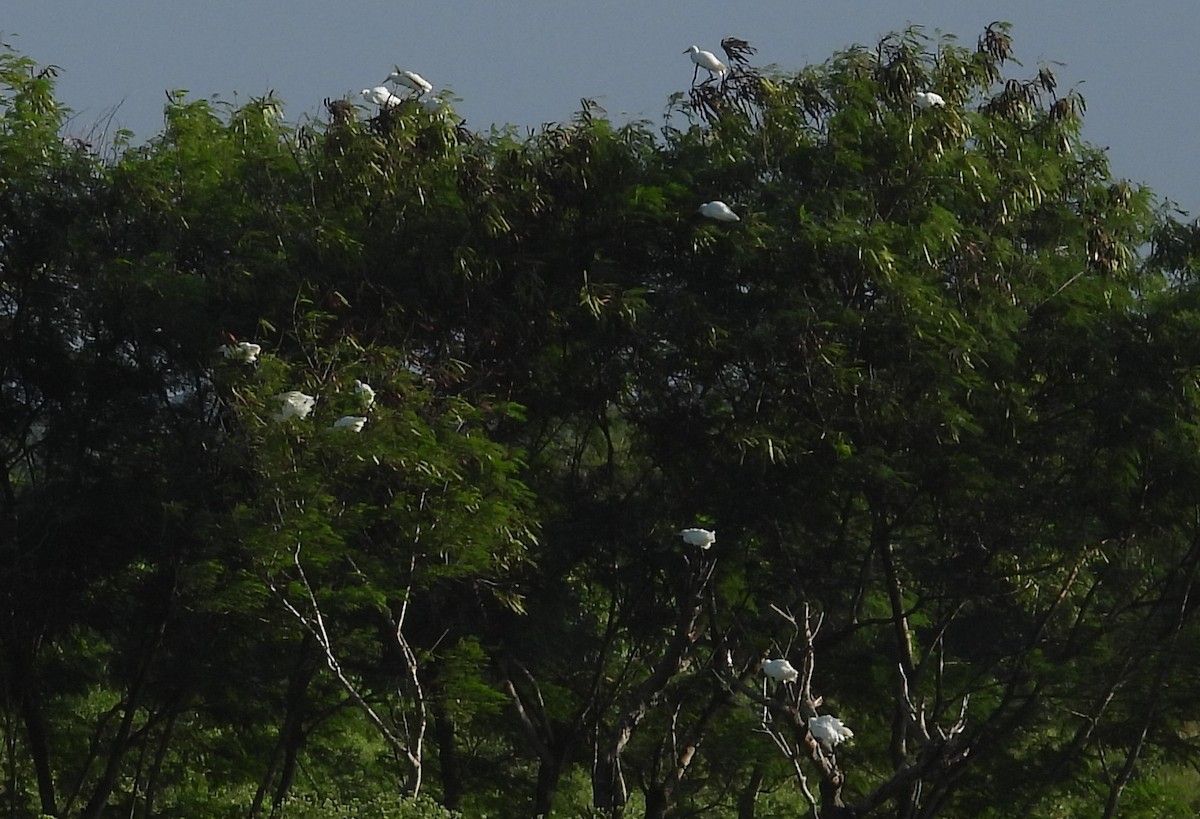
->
354, 379, 376, 409
698, 201, 740, 222
387, 69, 433, 96
333, 415, 368, 433
362, 86, 403, 110
274, 391, 316, 421
684, 45, 727, 84
913, 91, 945, 109
808, 714, 854, 749
761, 658, 799, 682
221, 341, 261, 363
679, 528, 716, 549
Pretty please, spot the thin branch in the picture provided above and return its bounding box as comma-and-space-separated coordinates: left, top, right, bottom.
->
270, 543, 425, 794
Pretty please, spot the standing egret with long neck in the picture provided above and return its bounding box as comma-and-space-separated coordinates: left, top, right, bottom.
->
684, 45, 727, 85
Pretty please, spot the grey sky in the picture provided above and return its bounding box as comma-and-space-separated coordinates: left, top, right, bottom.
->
5, 1, 1197, 216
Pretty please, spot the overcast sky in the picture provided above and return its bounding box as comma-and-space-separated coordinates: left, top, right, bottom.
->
5, 1, 1197, 216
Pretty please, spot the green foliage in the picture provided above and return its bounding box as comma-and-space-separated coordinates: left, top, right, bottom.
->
5, 22, 1200, 819
277, 793, 461, 819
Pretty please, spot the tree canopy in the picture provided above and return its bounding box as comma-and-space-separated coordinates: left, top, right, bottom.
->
5, 22, 1200, 819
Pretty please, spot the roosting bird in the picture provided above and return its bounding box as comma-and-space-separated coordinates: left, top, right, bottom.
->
808, 714, 854, 749
387, 69, 433, 96
274, 391, 316, 421
353, 379, 376, 408
679, 528, 716, 549
362, 86, 403, 110
684, 45, 727, 84
913, 90, 945, 109
698, 200, 740, 222
762, 658, 799, 682
332, 415, 368, 433
221, 341, 261, 363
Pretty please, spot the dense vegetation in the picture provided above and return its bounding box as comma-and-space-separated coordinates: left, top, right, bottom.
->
6, 22, 1200, 818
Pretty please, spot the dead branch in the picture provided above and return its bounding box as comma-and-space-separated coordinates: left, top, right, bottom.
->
270, 544, 426, 795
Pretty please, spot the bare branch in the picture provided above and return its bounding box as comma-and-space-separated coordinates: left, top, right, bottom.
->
269, 543, 426, 795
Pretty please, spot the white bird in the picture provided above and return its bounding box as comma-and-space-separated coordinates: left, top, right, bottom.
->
387, 69, 433, 96
684, 45, 727, 84
221, 341, 261, 363
762, 658, 799, 683
679, 528, 716, 549
913, 91, 945, 110
362, 86, 403, 110
698, 201, 740, 222
354, 379, 376, 409
332, 415, 368, 433
274, 391, 316, 421
808, 715, 854, 749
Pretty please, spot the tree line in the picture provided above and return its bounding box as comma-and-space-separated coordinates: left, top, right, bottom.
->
5, 22, 1200, 818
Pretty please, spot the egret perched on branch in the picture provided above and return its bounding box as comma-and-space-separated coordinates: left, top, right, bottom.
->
913, 91, 945, 109
362, 86, 403, 110
274, 391, 316, 421
761, 658, 799, 683
354, 379, 376, 409
679, 528, 716, 549
221, 341, 261, 364
698, 201, 740, 222
387, 69, 433, 96
333, 415, 368, 433
808, 714, 854, 750
684, 45, 727, 85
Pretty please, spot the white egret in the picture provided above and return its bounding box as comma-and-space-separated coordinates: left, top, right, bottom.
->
808, 714, 854, 749
362, 86, 403, 110
354, 379, 376, 409
684, 45, 727, 84
387, 69, 433, 96
332, 415, 368, 433
762, 658, 799, 683
274, 391, 316, 421
679, 528, 716, 549
698, 201, 740, 222
913, 91, 945, 109
221, 341, 261, 363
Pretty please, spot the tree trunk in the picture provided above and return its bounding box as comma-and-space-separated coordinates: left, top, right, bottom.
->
144, 708, 180, 819
249, 738, 283, 819
495, 655, 579, 817
644, 783, 669, 819
737, 766, 765, 819
432, 702, 462, 811
79, 672, 148, 819
533, 754, 564, 817
592, 742, 629, 810
592, 563, 709, 810
19, 687, 57, 817
266, 635, 319, 817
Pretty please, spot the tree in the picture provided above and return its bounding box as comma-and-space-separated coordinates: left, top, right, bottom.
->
6, 22, 1200, 818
